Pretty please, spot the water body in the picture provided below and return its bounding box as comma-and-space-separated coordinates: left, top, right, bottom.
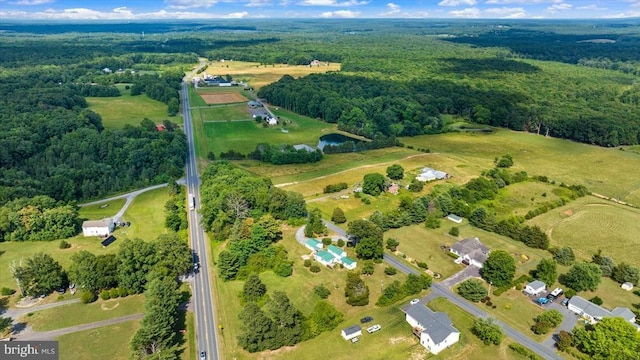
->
317, 133, 362, 150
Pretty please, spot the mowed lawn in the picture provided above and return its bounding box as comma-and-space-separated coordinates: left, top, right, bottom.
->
527, 195, 640, 266
23, 295, 145, 331
78, 198, 126, 220
427, 298, 529, 360
213, 225, 440, 360
205, 60, 341, 90
401, 129, 640, 205
194, 104, 252, 122
56, 319, 140, 360
116, 187, 171, 242
87, 87, 179, 129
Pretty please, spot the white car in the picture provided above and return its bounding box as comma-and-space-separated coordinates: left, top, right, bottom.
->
367, 324, 381, 333
410, 298, 420, 305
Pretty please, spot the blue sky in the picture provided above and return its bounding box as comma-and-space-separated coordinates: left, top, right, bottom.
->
1, 0, 638, 20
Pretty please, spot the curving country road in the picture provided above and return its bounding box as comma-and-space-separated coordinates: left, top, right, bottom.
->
77, 183, 170, 222
182, 80, 220, 360
322, 220, 562, 360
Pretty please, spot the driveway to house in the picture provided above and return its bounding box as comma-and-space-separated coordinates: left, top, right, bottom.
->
78, 183, 174, 222
13, 314, 143, 341
541, 302, 578, 348
324, 219, 562, 360
440, 265, 481, 289
3, 299, 80, 319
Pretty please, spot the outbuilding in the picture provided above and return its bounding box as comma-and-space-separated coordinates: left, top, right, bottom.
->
621, 282, 634, 291
524, 280, 547, 296
341, 256, 357, 270
341, 325, 362, 341
305, 238, 323, 252
82, 219, 114, 237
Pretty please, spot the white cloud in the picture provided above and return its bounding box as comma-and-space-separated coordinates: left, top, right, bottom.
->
448, 7, 480, 17
165, 0, 219, 9
484, 6, 526, 18
380, 2, 400, 16
438, 0, 476, 6
246, 0, 271, 6
547, 2, 571, 12
486, 0, 560, 3
602, 10, 640, 18
225, 11, 249, 17
10, 0, 54, 5
319, 9, 360, 17
576, 4, 607, 10
0, 7, 254, 19
300, 0, 368, 6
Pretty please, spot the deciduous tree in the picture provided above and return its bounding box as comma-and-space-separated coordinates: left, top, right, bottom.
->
482, 250, 516, 288
560, 262, 602, 292
471, 318, 504, 345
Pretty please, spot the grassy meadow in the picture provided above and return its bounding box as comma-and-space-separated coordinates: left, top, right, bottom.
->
204, 60, 341, 90
527, 195, 640, 266
116, 187, 171, 241
78, 198, 126, 220
56, 319, 140, 360
194, 104, 252, 122
87, 84, 179, 129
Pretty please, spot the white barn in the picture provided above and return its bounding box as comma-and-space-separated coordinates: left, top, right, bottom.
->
82, 219, 114, 237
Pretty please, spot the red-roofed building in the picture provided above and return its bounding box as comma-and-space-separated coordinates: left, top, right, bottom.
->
156, 124, 166, 131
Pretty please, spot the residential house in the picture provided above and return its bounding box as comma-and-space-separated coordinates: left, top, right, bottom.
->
314, 250, 337, 267
405, 304, 460, 355
82, 219, 115, 237
416, 167, 449, 182
446, 214, 463, 224
341, 256, 357, 270
524, 280, 546, 296
341, 325, 362, 341
304, 238, 323, 252
327, 244, 346, 259
449, 237, 490, 268
568, 295, 640, 330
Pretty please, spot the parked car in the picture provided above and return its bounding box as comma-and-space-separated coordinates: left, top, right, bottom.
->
367, 324, 381, 333
410, 298, 420, 305
199, 351, 206, 360
360, 316, 374, 324
536, 297, 549, 305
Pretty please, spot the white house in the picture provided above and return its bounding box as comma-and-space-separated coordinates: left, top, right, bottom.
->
327, 244, 346, 259
416, 167, 449, 182
341, 325, 362, 341
524, 280, 547, 296
82, 219, 114, 237
450, 237, 490, 268
568, 295, 639, 329
305, 238, 323, 252
341, 256, 357, 270
314, 250, 337, 267
405, 304, 460, 355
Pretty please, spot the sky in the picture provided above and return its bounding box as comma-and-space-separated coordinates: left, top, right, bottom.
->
0, 0, 638, 20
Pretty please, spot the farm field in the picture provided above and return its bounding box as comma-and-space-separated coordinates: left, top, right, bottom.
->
199, 92, 247, 105
56, 319, 140, 360
427, 297, 528, 360
212, 225, 439, 360
527, 195, 640, 266
23, 295, 145, 331
204, 60, 341, 90
87, 85, 179, 129
193, 104, 252, 122
401, 129, 640, 206
78, 198, 126, 220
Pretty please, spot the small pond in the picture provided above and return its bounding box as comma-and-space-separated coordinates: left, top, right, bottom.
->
317, 133, 363, 150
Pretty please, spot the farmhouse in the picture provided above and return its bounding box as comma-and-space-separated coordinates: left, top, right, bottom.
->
314, 250, 337, 267
341, 256, 357, 270
447, 214, 463, 224
568, 295, 640, 329
416, 167, 449, 182
450, 237, 490, 268
523, 280, 546, 296
405, 304, 460, 355
305, 238, 323, 252
82, 219, 115, 237
327, 244, 346, 259
341, 325, 362, 341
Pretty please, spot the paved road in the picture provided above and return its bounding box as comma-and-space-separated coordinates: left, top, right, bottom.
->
3, 299, 80, 319
182, 80, 220, 360
324, 220, 561, 360
77, 183, 169, 222
14, 314, 143, 341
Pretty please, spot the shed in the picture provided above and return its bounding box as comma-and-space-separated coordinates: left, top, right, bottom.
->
447, 214, 463, 224
524, 280, 546, 296
341, 325, 362, 341
621, 282, 634, 291
341, 256, 357, 270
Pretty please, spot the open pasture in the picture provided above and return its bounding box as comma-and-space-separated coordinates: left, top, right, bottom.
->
87, 91, 178, 129
78, 198, 126, 220
205, 60, 341, 90
527, 196, 640, 266
194, 104, 251, 122
56, 320, 140, 360
401, 129, 640, 206
200, 92, 247, 104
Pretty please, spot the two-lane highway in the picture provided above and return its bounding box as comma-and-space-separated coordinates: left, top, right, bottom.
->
182, 81, 220, 360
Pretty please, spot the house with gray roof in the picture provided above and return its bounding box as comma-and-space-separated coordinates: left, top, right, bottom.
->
416, 167, 449, 182
405, 304, 460, 355
568, 295, 639, 330
341, 325, 362, 341
450, 237, 490, 268
524, 280, 547, 296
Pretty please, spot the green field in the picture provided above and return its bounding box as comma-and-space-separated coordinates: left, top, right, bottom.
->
427, 298, 530, 360
24, 295, 145, 331
56, 319, 140, 360
196, 107, 336, 157
116, 187, 171, 241
527, 196, 640, 266
195, 104, 252, 122
87, 85, 179, 129
401, 129, 640, 206
78, 199, 126, 220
